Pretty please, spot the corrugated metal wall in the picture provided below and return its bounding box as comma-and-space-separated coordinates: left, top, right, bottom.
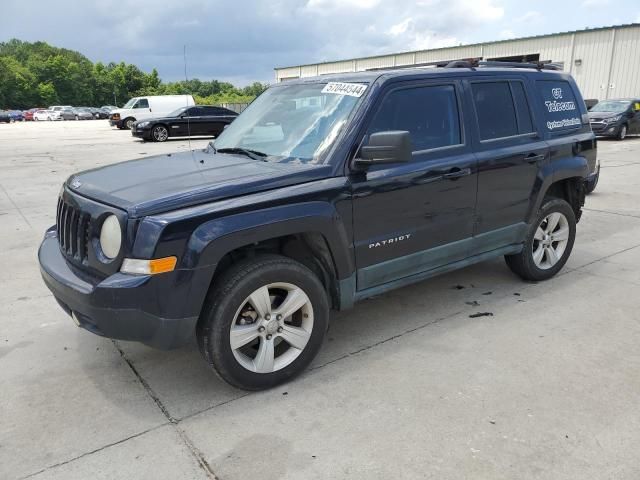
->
274, 25, 640, 99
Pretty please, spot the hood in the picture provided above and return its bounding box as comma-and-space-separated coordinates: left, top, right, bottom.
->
588, 111, 620, 120
66, 149, 331, 217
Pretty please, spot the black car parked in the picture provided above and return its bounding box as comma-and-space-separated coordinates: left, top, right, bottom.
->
39, 61, 596, 390
588, 98, 640, 140
132, 105, 238, 142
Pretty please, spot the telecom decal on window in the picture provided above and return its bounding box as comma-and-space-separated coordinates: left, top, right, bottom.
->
321, 82, 367, 97
538, 81, 581, 131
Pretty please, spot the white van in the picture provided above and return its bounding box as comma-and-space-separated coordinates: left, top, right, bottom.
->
110, 95, 195, 129
49, 105, 73, 112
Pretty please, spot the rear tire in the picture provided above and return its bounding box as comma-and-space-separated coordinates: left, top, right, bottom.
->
197, 255, 329, 390
505, 198, 576, 281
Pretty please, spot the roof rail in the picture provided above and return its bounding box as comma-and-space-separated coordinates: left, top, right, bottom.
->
479, 60, 561, 70
366, 57, 561, 72
367, 58, 481, 71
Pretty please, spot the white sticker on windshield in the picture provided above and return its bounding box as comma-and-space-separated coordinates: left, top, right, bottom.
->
322, 82, 367, 97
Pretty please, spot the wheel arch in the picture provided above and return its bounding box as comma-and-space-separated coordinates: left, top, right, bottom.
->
135, 202, 355, 319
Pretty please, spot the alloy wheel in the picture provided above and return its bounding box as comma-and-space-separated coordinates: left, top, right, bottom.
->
229, 282, 314, 374
532, 212, 570, 270
152, 126, 168, 142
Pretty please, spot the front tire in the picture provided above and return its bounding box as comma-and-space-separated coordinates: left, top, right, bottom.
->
505, 198, 576, 281
617, 124, 627, 140
123, 117, 135, 130
197, 255, 329, 390
151, 125, 169, 142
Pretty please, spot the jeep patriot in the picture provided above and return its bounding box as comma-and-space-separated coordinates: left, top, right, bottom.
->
39, 61, 597, 390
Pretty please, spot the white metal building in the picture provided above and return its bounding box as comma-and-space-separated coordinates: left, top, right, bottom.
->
274, 24, 640, 100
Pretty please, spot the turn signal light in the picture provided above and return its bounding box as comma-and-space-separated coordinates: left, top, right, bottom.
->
121, 256, 177, 275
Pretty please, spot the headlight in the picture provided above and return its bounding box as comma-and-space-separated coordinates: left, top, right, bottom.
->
605, 115, 621, 123
99, 215, 122, 259
137, 121, 150, 128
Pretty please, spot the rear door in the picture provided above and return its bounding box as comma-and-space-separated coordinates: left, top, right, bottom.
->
201, 106, 236, 137
467, 77, 547, 249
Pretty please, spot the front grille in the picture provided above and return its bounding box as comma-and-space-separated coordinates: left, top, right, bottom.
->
56, 197, 91, 263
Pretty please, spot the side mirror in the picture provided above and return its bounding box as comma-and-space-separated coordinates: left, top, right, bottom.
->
354, 131, 412, 168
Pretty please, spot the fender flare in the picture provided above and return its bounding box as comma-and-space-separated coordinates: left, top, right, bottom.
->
182, 201, 355, 280
528, 155, 588, 222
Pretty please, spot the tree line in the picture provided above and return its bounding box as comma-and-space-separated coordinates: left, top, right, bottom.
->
0, 39, 268, 109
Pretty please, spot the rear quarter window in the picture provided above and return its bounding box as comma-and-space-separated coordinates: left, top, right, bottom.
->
537, 80, 582, 133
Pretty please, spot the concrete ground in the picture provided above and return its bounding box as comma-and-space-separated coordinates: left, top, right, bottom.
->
1, 120, 639, 480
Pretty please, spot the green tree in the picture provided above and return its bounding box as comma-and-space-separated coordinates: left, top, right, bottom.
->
0, 39, 267, 109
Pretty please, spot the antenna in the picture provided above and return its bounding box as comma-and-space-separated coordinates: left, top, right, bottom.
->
183, 45, 195, 159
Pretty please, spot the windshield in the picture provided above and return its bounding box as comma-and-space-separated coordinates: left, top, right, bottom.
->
213, 82, 365, 164
167, 106, 189, 117
590, 100, 630, 113
122, 98, 137, 109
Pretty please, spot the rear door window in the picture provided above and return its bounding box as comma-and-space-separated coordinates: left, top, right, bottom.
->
536, 80, 581, 132
471, 82, 518, 140
510, 81, 534, 134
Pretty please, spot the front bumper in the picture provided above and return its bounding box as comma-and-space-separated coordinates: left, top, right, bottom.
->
109, 118, 123, 127
590, 122, 621, 137
131, 125, 152, 140
38, 229, 198, 349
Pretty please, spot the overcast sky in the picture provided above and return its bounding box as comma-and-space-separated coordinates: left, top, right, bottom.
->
2, 0, 639, 85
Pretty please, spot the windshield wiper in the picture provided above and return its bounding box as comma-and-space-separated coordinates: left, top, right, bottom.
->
216, 147, 268, 161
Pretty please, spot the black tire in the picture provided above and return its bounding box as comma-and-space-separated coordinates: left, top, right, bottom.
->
123, 117, 135, 130
616, 124, 627, 140
151, 124, 169, 142
505, 198, 576, 281
585, 165, 600, 194
197, 254, 329, 390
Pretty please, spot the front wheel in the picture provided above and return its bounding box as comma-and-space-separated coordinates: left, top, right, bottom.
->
505, 198, 576, 281
124, 117, 135, 130
197, 255, 329, 390
617, 124, 627, 140
151, 125, 169, 142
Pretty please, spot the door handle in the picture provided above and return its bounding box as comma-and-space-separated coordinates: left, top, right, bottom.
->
526, 153, 545, 164
443, 167, 471, 180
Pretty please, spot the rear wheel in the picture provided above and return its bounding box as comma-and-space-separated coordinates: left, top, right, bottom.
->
505, 198, 576, 281
151, 125, 169, 142
197, 255, 329, 390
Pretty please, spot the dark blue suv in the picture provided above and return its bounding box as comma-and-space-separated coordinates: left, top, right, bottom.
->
39, 61, 596, 389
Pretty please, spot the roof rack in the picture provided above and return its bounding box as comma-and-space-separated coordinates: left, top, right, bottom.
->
366, 58, 561, 72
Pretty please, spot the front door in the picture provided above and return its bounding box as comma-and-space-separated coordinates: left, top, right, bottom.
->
351, 81, 478, 291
